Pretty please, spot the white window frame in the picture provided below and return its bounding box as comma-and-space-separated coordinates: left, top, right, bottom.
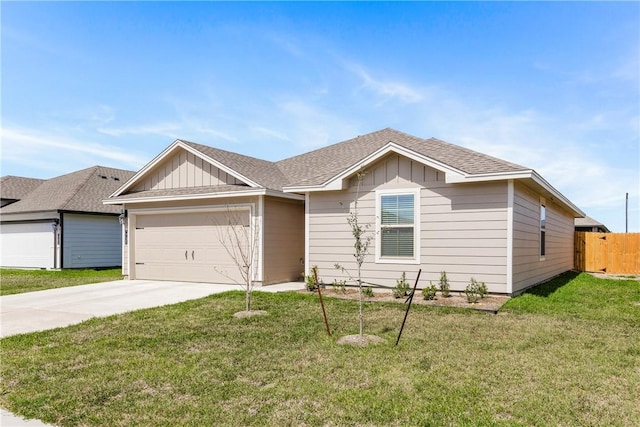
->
375, 188, 421, 264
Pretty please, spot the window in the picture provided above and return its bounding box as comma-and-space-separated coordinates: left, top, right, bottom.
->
376, 189, 420, 264
540, 203, 546, 258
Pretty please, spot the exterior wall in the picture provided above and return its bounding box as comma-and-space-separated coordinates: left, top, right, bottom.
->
132, 148, 243, 192
62, 213, 122, 268
307, 154, 509, 293
512, 182, 575, 293
262, 197, 305, 284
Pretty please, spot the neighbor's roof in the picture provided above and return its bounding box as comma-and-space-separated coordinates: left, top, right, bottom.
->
1, 166, 136, 215
276, 128, 527, 188
575, 216, 611, 232
0, 176, 45, 201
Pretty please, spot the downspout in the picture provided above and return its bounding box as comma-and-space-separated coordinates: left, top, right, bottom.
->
52, 218, 60, 269
304, 192, 310, 277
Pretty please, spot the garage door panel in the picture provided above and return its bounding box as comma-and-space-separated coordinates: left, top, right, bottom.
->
133, 210, 249, 283
0, 222, 54, 268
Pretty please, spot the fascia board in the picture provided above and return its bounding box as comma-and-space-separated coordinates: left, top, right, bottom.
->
104, 188, 305, 205
179, 142, 260, 188
103, 189, 266, 205
445, 170, 534, 184
530, 171, 585, 217
283, 142, 467, 193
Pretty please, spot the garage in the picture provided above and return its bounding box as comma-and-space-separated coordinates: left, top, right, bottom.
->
132, 210, 250, 283
0, 221, 56, 268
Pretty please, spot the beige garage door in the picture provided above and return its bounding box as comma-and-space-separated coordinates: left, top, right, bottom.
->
133, 211, 250, 283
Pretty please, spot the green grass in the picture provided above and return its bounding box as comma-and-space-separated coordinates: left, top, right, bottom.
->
1, 272, 639, 426
0, 268, 123, 295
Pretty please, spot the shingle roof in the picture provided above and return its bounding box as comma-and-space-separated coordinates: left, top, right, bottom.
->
115, 128, 530, 198
0, 176, 45, 201
276, 128, 528, 188
111, 185, 254, 201
575, 216, 610, 232
1, 166, 136, 215
180, 140, 291, 190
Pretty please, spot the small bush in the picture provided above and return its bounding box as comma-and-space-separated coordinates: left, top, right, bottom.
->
393, 272, 411, 298
363, 286, 374, 297
478, 281, 488, 299
465, 277, 482, 303
439, 271, 451, 298
422, 282, 437, 300
304, 266, 320, 292
333, 279, 347, 293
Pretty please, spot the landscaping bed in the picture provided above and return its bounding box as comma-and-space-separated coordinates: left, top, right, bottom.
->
305, 287, 509, 313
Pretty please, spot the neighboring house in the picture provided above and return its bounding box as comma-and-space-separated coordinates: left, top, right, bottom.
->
575, 216, 610, 233
1, 166, 135, 269
0, 176, 45, 207
106, 128, 584, 295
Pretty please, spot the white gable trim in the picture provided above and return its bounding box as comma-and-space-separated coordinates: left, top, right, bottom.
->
109, 140, 259, 198
104, 189, 304, 205
283, 142, 467, 193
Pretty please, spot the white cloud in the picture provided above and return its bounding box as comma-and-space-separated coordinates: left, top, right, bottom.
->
0, 127, 147, 176
345, 62, 424, 104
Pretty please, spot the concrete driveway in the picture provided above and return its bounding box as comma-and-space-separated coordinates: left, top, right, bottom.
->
0, 279, 304, 338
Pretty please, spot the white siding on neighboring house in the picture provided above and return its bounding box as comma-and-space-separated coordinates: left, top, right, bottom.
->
512, 182, 575, 293
133, 148, 244, 192
62, 213, 122, 268
0, 222, 55, 268
307, 154, 510, 293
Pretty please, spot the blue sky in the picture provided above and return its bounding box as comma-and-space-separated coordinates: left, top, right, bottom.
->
2, 2, 638, 232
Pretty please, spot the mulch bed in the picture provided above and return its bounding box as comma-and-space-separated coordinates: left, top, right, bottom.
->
302, 288, 510, 314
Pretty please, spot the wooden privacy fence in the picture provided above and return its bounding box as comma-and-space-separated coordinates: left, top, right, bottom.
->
575, 232, 640, 275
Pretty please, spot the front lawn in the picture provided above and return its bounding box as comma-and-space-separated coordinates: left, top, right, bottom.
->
0, 268, 123, 296
1, 272, 638, 426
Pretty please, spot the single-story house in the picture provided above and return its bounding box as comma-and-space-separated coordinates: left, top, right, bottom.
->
106, 128, 584, 295
1, 166, 135, 269
575, 216, 610, 233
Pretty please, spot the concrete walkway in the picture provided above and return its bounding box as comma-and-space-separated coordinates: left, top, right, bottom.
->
0, 279, 304, 425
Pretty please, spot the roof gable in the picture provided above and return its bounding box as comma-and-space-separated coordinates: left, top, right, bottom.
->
1, 166, 135, 215
111, 140, 292, 198
278, 128, 529, 190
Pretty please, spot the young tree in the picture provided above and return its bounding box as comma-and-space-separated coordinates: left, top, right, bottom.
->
213, 207, 261, 314
335, 170, 372, 337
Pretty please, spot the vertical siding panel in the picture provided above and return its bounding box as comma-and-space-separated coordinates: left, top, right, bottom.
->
194, 156, 203, 187
62, 214, 123, 268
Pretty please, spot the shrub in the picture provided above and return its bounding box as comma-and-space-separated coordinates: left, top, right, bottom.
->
465, 277, 482, 303
393, 272, 411, 298
304, 266, 320, 292
439, 271, 451, 298
478, 281, 488, 299
363, 286, 374, 297
422, 282, 437, 300
333, 279, 347, 293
